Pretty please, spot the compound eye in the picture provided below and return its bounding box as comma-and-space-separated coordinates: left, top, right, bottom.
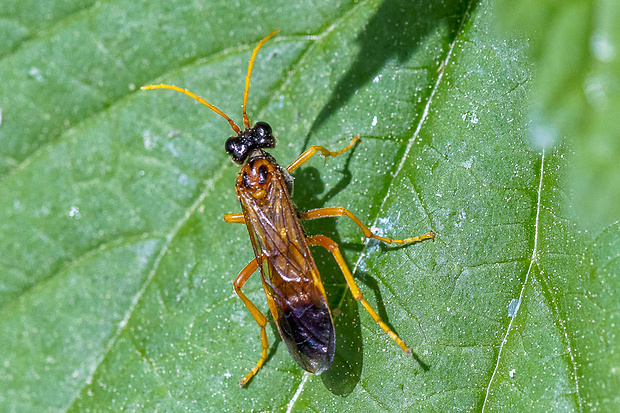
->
225, 136, 248, 164
254, 122, 272, 137
253, 122, 275, 149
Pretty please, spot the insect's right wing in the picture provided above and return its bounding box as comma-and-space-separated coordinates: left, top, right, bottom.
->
238, 169, 335, 374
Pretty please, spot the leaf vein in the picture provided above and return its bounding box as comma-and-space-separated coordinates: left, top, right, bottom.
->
481, 149, 545, 411
65, 166, 226, 410
0, 1, 101, 61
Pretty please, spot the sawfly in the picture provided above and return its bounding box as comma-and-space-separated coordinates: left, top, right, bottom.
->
142, 30, 435, 386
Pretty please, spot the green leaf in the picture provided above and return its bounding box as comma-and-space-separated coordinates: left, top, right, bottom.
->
493, 0, 620, 232
1, 0, 618, 412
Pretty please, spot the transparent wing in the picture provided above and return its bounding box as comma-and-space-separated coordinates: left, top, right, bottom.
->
238, 168, 335, 373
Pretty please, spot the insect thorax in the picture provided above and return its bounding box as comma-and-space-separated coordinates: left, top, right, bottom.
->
235, 150, 294, 200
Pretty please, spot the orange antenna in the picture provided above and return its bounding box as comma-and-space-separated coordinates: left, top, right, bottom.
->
141, 84, 241, 134
242, 29, 279, 129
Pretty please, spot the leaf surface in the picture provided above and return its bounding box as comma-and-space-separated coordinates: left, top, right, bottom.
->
0, 0, 617, 412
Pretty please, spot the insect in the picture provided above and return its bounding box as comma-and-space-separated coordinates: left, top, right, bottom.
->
142, 30, 435, 386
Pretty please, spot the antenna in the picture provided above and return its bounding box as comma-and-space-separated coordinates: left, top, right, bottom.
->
141, 83, 241, 133
242, 29, 279, 129
141, 30, 279, 134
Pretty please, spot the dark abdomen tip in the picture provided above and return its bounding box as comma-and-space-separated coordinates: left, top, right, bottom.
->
278, 302, 335, 374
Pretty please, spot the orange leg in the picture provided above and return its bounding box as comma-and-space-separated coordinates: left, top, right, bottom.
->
300, 207, 435, 244
306, 235, 412, 355
233, 256, 270, 387
224, 213, 245, 224
286, 136, 360, 173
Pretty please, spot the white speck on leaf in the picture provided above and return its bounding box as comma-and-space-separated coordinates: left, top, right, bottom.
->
178, 174, 189, 186
460, 157, 473, 169
28, 67, 44, 82
508, 298, 521, 317
165, 142, 178, 157
68, 206, 81, 220
142, 130, 153, 150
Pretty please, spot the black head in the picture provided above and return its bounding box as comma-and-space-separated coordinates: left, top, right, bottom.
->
225, 121, 275, 164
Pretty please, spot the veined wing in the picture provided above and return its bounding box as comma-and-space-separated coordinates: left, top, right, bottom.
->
238, 164, 335, 373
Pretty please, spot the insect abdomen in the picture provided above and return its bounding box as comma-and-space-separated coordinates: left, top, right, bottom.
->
277, 300, 335, 374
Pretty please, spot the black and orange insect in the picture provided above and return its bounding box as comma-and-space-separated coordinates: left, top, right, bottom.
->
142, 30, 435, 386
